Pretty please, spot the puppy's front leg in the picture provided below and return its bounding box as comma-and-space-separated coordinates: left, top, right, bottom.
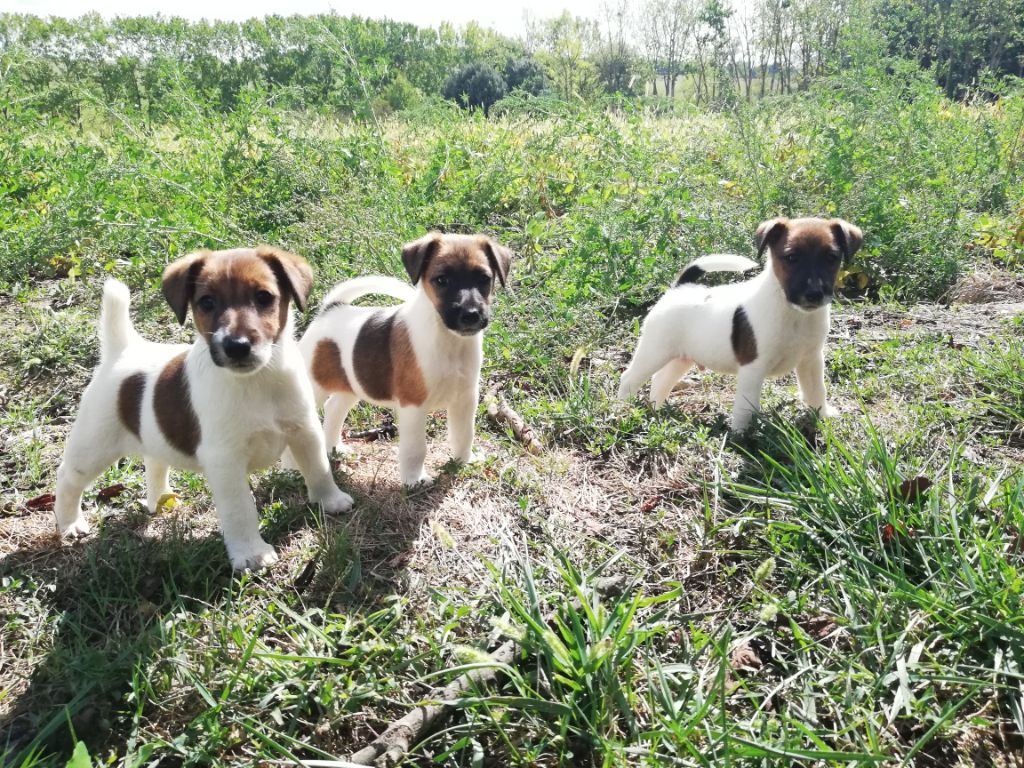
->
397, 405, 430, 487
796, 349, 837, 418
448, 386, 480, 464
205, 464, 277, 571
731, 366, 765, 432
286, 418, 354, 515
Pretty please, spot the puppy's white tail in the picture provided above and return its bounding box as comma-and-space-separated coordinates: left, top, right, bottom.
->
99, 279, 137, 362
320, 276, 416, 310
674, 254, 759, 286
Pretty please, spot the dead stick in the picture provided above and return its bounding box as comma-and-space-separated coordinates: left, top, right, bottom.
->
346, 575, 624, 767
348, 639, 519, 767
484, 387, 543, 455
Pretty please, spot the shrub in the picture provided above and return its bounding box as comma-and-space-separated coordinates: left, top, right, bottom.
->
503, 57, 547, 95
442, 62, 507, 114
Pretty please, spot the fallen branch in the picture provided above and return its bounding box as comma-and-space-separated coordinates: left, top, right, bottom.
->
346, 575, 624, 766
345, 422, 397, 442
484, 387, 543, 455
348, 639, 519, 767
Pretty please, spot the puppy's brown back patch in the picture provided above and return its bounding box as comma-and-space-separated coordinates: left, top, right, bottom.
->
118, 373, 146, 439
155, 352, 201, 455
732, 306, 758, 366
353, 311, 426, 406
391, 321, 427, 406
311, 339, 352, 393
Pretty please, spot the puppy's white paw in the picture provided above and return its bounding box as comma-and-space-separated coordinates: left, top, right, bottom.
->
617, 378, 639, 401
818, 403, 840, 419
330, 442, 355, 457
454, 449, 486, 465
402, 473, 434, 490
316, 487, 354, 516
58, 515, 91, 538
729, 413, 754, 433
230, 541, 279, 571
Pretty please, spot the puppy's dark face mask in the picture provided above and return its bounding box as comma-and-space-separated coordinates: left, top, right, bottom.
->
757, 217, 863, 311
402, 233, 513, 336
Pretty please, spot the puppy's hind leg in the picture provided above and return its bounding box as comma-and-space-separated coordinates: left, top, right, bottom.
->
322, 392, 358, 456
144, 458, 173, 514
618, 329, 678, 402
55, 435, 123, 537
650, 358, 694, 408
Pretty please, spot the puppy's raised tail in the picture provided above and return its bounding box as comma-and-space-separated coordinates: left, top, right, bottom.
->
100, 279, 138, 362
320, 276, 416, 311
674, 254, 758, 286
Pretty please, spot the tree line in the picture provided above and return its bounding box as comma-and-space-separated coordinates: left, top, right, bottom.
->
1, 0, 1021, 122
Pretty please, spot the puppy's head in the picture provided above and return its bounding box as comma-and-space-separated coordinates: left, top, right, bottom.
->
402, 232, 512, 336
162, 246, 313, 373
756, 217, 863, 311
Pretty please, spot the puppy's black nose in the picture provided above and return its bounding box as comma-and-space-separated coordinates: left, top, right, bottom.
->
460, 309, 482, 326
805, 289, 825, 304
223, 337, 252, 360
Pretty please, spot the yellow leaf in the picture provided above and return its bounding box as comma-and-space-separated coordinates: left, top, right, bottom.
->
156, 493, 179, 514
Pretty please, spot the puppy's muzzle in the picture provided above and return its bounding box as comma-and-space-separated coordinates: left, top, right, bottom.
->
211, 331, 266, 372
446, 305, 490, 335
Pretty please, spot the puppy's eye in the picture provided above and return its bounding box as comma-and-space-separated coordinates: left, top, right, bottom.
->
433, 275, 449, 288
196, 295, 216, 312
255, 290, 275, 307
784, 252, 798, 263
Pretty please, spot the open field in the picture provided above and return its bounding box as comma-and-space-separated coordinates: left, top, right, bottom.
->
2, 70, 1024, 765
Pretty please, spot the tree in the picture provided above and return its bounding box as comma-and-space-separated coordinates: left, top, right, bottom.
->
504, 56, 547, 95
529, 12, 601, 100
442, 62, 507, 113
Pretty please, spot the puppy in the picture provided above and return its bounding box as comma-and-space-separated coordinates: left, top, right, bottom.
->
289, 233, 512, 487
54, 247, 354, 570
618, 217, 863, 431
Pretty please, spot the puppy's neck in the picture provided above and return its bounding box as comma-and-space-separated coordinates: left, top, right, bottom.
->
407, 287, 482, 345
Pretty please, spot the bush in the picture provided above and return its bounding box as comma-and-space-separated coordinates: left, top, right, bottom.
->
442, 62, 507, 114
503, 57, 547, 96
372, 73, 421, 116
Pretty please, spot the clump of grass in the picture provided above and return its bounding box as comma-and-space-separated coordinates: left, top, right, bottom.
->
723, 418, 1024, 761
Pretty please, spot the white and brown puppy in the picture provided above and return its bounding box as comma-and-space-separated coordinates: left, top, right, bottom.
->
54, 247, 354, 570
618, 217, 863, 431
289, 233, 512, 487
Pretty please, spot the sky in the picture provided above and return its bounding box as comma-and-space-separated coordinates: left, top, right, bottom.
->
2, 0, 610, 35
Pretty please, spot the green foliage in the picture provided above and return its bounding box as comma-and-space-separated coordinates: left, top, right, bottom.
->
442, 61, 508, 113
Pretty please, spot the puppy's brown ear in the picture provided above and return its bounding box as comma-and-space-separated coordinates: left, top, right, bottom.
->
830, 219, 863, 262
161, 252, 206, 325
258, 246, 313, 312
755, 218, 788, 259
481, 237, 513, 289
402, 233, 442, 285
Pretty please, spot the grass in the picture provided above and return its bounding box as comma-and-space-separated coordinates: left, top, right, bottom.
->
2, 61, 1024, 766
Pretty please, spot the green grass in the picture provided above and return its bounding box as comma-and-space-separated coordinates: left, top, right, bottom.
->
3, 55, 1024, 767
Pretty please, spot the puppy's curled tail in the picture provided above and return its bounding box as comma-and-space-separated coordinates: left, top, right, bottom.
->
100, 279, 138, 362
674, 254, 759, 286
320, 276, 416, 309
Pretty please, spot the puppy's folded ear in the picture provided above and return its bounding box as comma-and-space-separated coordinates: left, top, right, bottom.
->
481, 237, 513, 289
162, 252, 207, 325
830, 219, 863, 261
755, 217, 789, 259
258, 246, 313, 312
402, 233, 442, 285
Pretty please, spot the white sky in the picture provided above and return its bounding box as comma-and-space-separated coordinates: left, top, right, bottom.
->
2, 0, 609, 36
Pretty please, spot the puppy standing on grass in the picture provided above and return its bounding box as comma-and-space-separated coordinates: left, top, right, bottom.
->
618, 217, 863, 431
54, 247, 354, 570
287, 233, 512, 487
